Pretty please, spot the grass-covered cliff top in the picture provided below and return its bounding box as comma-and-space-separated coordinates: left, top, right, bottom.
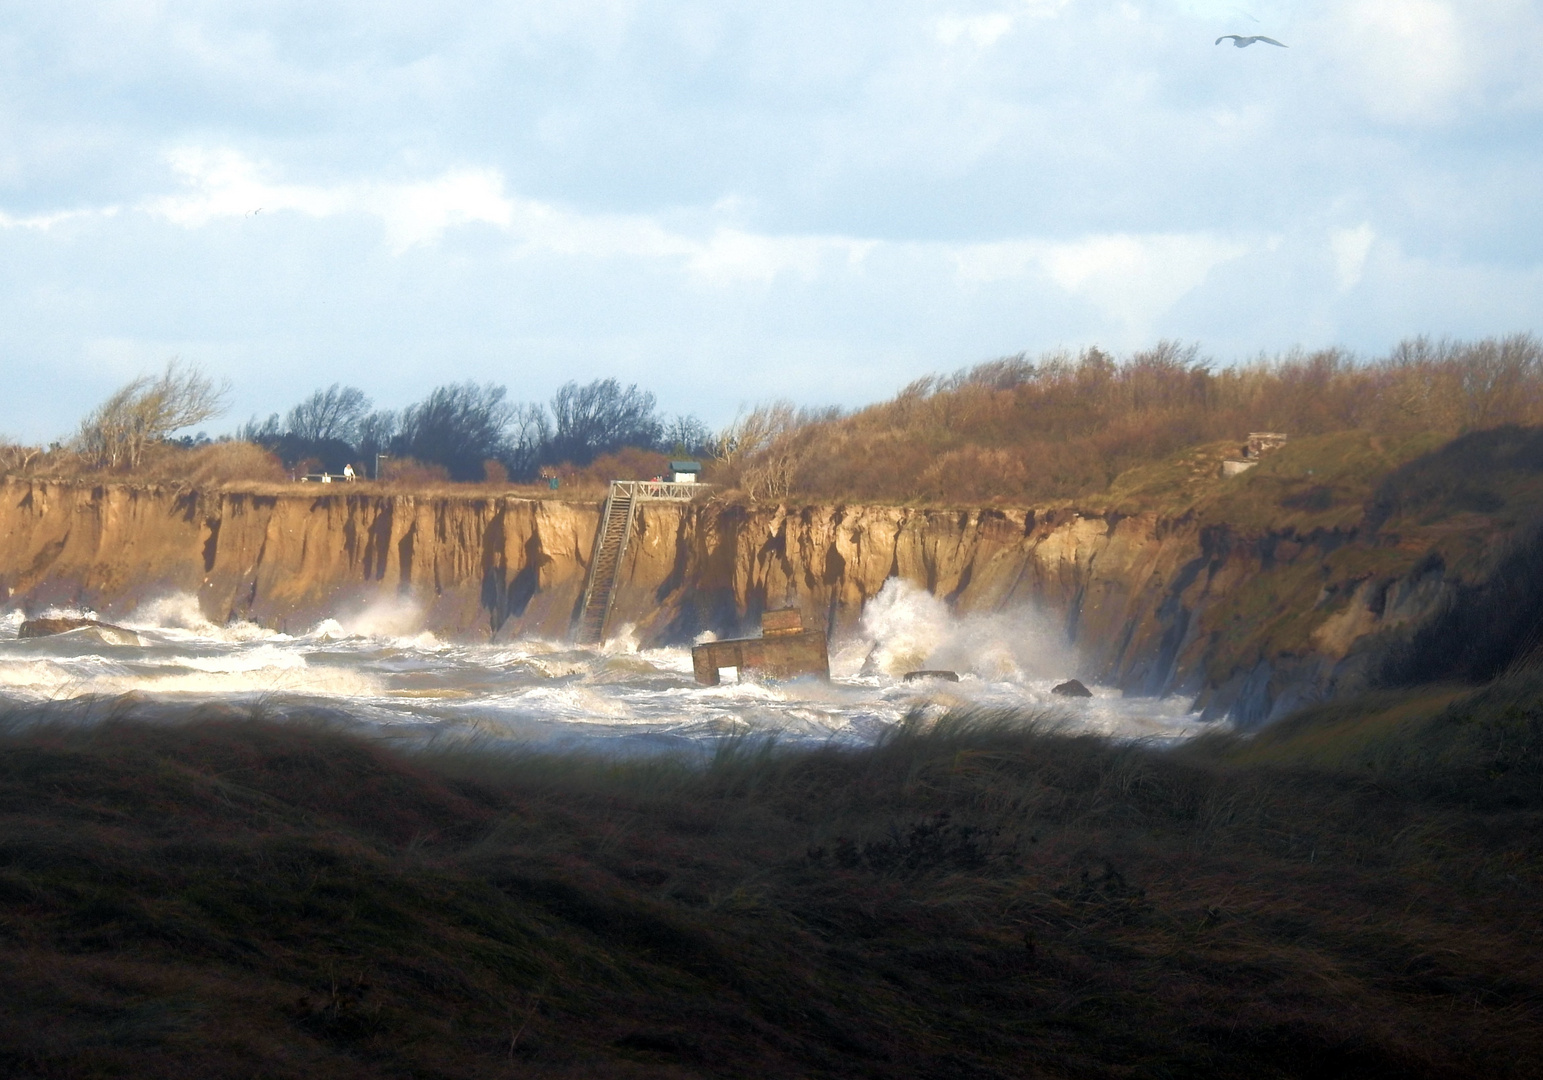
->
1092, 425, 1543, 691
1100, 425, 1543, 540
1, 688, 1540, 1078
715, 334, 1543, 506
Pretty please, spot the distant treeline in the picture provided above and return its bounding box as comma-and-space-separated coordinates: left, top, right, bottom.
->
238, 379, 713, 481
713, 334, 1543, 503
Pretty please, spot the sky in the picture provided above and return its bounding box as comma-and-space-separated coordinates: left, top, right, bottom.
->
0, 0, 1539, 443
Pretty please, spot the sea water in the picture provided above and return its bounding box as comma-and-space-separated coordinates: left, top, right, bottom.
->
0, 580, 1206, 750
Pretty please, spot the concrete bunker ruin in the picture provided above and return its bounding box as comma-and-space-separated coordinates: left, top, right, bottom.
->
691, 609, 830, 686
1222, 431, 1289, 477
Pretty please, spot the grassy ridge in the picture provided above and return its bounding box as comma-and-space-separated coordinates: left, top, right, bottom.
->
720, 336, 1543, 505
1, 697, 1541, 1078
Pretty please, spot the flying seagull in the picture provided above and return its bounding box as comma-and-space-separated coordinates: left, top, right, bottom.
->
1216, 34, 1287, 47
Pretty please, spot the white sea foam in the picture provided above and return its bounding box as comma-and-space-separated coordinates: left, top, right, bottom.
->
854, 578, 1076, 681
0, 654, 380, 700
600, 623, 642, 656
330, 596, 428, 639
0, 578, 1205, 745
23, 605, 102, 624
173, 644, 309, 674
126, 593, 275, 642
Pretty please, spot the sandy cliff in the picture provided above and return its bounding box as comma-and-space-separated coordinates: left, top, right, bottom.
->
0, 483, 600, 640
5, 459, 1525, 725
606, 501, 1484, 724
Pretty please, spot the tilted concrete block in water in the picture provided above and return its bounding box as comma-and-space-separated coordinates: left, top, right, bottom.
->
19, 617, 141, 647
903, 670, 960, 682
692, 609, 829, 685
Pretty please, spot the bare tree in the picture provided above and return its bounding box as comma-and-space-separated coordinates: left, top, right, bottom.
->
718, 401, 803, 500
502, 403, 550, 480
1457, 333, 1543, 429
237, 414, 283, 444
285, 384, 371, 444
546, 379, 661, 466
357, 409, 398, 467
394, 382, 515, 481
715, 401, 796, 466
662, 414, 713, 457
0, 439, 42, 475
77, 360, 230, 470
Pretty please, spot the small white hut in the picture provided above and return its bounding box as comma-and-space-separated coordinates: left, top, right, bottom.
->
669, 460, 702, 484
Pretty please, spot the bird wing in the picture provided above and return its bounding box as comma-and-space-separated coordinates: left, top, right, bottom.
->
1255, 36, 1287, 46
1215, 35, 1240, 44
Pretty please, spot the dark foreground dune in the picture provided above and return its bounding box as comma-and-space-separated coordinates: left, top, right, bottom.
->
1, 685, 1541, 1079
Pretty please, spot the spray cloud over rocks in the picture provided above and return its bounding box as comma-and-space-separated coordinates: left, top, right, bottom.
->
851, 578, 1077, 683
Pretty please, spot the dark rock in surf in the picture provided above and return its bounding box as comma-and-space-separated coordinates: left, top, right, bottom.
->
903, 670, 960, 682
1051, 679, 1093, 698
19, 617, 142, 647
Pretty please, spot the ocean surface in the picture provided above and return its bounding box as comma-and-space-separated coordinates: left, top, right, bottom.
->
0, 580, 1206, 751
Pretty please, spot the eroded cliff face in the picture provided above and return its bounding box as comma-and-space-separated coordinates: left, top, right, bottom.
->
605, 503, 1476, 725
0, 482, 600, 640
0, 478, 1499, 724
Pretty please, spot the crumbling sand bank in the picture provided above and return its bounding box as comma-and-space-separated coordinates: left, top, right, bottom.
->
0, 478, 1506, 724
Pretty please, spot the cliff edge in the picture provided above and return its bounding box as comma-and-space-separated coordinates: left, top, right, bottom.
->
5, 427, 1542, 724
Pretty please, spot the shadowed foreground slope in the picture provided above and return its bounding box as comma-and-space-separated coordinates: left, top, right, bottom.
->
1, 696, 1541, 1078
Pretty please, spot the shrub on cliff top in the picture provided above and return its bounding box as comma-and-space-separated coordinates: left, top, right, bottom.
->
725, 334, 1543, 505
145, 440, 287, 487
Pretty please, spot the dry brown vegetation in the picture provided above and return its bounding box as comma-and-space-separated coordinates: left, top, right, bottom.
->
553, 446, 672, 488
378, 455, 452, 486
0, 440, 633, 503
6, 335, 1541, 508
75, 359, 230, 471
712, 335, 1543, 505
0, 440, 289, 490
0, 687, 1540, 1079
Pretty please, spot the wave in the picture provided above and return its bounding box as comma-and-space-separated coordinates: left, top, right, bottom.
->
0, 579, 1205, 745
853, 578, 1077, 682
125, 594, 275, 641
0, 657, 382, 700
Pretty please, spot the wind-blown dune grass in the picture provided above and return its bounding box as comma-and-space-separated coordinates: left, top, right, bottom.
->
0, 693, 1540, 1078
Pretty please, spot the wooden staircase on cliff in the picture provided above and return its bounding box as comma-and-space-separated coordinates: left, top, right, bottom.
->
573, 480, 707, 645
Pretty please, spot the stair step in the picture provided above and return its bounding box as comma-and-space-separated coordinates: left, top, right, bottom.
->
575, 483, 650, 644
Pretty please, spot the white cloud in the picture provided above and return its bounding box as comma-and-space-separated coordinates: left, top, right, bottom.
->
1021, 0, 1071, 17
936, 13, 1016, 48
1330, 223, 1375, 291
141, 148, 877, 280
933, 0, 1068, 44
1330, 0, 1472, 123
1044, 233, 1253, 330
0, 207, 120, 231
147, 148, 513, 252
953, 232, 1253, 331
140, 148, 1260, 315
686, 229, 876, 283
